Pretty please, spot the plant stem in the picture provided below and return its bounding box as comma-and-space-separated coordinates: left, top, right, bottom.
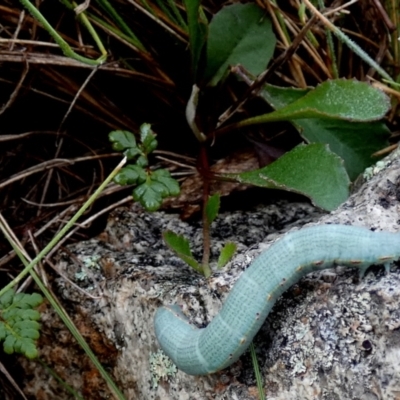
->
199, 145, 212, 277
19, 0, 107, 65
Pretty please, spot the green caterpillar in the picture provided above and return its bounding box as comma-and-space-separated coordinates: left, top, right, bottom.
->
155, 224, 399, 375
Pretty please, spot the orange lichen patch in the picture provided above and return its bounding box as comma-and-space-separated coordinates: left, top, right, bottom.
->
74, 315, 118, 362
350, 260, 363, 265
248, 385, 262, 398
214, 381, 228, 393
82, 369, 108, 399
292, 286, 303, 296
312, 260, 324, 266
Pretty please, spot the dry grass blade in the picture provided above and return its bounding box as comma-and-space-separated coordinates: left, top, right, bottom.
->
0, 62, 29, 115
0, 360, 29, 400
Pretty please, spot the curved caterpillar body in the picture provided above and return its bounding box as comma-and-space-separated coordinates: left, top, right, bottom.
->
154, 224, 400, 376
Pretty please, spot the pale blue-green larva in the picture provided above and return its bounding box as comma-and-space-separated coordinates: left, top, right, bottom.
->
154, 224, 400, 376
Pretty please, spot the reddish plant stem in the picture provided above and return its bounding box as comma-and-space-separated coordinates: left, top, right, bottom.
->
198, 144, 212, 277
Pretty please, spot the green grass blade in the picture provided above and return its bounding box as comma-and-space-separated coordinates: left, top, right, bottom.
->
95, 0, 146, 50
20, 0, 107, 65
250, 342, 265, 400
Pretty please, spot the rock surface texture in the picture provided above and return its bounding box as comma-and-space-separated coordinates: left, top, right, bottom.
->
20, 152, 400, 400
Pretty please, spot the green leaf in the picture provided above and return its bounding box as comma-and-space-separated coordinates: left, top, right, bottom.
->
184, 0, 208, 80
109, 130, 137, 151
15, 338, 38, 359
139, 123, 151, 142
15, 292, 43, 309
21, 340, 38, 359
151, 169, 180, 197
13, 320, 40, 331
226, 143, 350, 211
114, 165, 147, 185
109, 124, 179, 210
20, 329, 40, 340
205, 194, 220, 224
139, 123, 158, 154
132, 169, 180, 211
178, 254, 204, 274
13, 338, 23, 353
109, 130, 143, 160
205, 3, 276, 86
19, 309, 41, 321
259, 82, 390, 180
13, 293, 25, 304
0, 289, 14, 307
124, 147, 143, 160
163, 231, 193, 258
3, 335, 16, 354
23, 343, 39, 359
257, 82, 310, 108
133, 181, 163, 211
25, 293, 44, 308
217, 242, 237, 269
240, 79, 390, 125
276, 79, 391, 120
293, 119, 389, 180
0, 289, 42, 359
0, 323, 5, 339
163, 231, 202, 273
3, 309, 19, 320
136, 155, 149, 167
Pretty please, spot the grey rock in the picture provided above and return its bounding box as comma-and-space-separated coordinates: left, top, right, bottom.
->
22, 151, 400, 400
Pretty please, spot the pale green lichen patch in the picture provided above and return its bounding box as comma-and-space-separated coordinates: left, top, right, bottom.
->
149, 349, 177, 388
363, 160, 388, 181
75, 255, 101, 281
363, 144, 400, 181
82, 255, 101, 268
